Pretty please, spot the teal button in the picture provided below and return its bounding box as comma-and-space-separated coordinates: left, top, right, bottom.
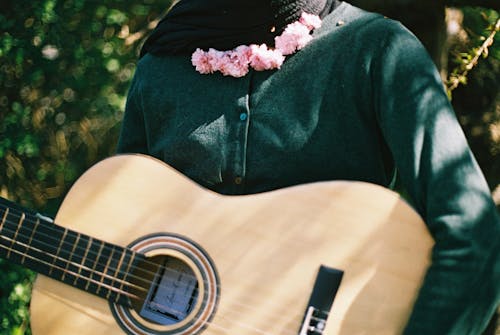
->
239, 113, 248, 121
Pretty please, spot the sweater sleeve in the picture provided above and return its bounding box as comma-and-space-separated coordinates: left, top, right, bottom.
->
116, 72, 149, 155
372, 21, 500, 334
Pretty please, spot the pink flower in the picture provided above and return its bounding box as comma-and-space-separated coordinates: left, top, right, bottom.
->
191, 48, 213, 74
207, 48, 226, 72
249, 44, 285, 71
275, 21, 313, 55
233, 45, 252, 64
300, 12, 322, 30
191, 13, 322, 77
226, 46, 253, 77
220, 50, 251, 77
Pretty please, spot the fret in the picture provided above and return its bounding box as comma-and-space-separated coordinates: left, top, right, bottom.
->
0, 208, 17, 259
49, 229, 77, 280
26, 220, 65, 276
0, 209, 41, 265
114, 249, 136, 306
84, 239, 112, 297
26, 218, 40, 246
48, 232, 131, 303
21, 218, 40, 264
105, 247, 138, 304
121, 250, 136, 288
1, 238, 137, 306
66, 234, 95, 289
57, 233, 98, 293
49, 228, 68, 276
0, 206, 12, 260
112, 249, 127, 294
3, 245, 70, 275
7, 213, 25, 259
102, 246, 116, 298
0, 207, 8, 231
83, 239, 104, 290
62, 233, 81, 282
0, 198, 139, 306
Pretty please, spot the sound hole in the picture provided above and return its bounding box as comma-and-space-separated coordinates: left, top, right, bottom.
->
131, 255, 199, 325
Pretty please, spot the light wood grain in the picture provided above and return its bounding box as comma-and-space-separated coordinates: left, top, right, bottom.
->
30, 154, 433, 335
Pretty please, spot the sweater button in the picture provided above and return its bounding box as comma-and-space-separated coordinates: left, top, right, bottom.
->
239, 113, 248, 121
234, 177, 243, 185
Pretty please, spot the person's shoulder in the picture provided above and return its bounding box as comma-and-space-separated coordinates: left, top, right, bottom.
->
133, 52, 189, 82
136, 53, 163, 72
319, 2, 417, 43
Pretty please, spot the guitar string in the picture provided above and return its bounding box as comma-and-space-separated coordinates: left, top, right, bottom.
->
0, 209, 330, 330
0, 208, 330, 321
0, 212, 213, 297
0, 248, 306, 335
0, 211, 329, 326
1, 208, 205, 282
0, 211, 328, 335
1, 207, 325, 312
0, 237, 304, 335
0, 241, 141, 299
0, 207, 329, 314
0, 246, 313, 335
1, 206, 318, 294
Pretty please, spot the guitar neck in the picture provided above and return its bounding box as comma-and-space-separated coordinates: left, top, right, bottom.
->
0, 197, 141, 306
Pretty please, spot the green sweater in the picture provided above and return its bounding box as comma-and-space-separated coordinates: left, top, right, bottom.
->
117, 2, 500, 334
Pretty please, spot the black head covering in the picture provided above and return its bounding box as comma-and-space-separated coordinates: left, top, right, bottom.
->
140, 0, 341, 57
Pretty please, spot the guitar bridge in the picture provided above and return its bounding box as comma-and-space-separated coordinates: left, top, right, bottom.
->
299, 306, 329, 335
299, 265, 344, 335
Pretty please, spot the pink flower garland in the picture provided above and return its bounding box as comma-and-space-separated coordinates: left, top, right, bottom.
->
191, 12, 322, 77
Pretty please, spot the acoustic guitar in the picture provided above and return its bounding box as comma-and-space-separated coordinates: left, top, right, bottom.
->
0, 154, 433, 335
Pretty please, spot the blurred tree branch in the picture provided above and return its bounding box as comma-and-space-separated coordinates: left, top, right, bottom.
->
447, 17, 500, 95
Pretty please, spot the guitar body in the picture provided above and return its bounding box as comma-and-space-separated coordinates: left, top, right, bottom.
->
30, 154, 433, 335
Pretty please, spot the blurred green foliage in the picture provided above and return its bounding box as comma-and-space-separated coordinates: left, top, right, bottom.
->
0, 1, 169, 333
0, 1, 498, 334
447, 9, 499, 94
447, 8, 500, 190
0, 0, 168, 214
0, 260, 35, 335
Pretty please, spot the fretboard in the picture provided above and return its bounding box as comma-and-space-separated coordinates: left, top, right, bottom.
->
0, 197, 144, 307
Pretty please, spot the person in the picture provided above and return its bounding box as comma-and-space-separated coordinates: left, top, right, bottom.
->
116, 0, 500, 333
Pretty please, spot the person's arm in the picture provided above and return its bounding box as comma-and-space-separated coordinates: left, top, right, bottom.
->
116, 72, 149, 154
372, 20, 500, 334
